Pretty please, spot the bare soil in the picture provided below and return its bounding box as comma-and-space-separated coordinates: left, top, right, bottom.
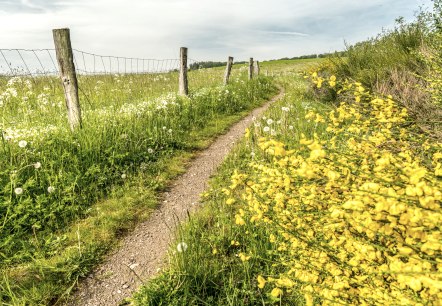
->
67, 88, 284, 306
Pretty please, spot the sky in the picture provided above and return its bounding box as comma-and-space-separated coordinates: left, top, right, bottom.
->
0, 0, 434, 63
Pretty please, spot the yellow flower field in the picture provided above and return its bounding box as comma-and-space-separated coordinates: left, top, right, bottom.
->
228, 73, 442, 305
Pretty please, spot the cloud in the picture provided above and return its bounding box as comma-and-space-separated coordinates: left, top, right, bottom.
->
0, 0, 433, 64
0, 0, 67, 13
257, 31, 309, 37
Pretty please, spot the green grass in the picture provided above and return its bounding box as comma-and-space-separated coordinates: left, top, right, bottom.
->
132, 53, 442, 305
0, 64, 278, 304
328, 19, 428, 90
131, 60, 324, 305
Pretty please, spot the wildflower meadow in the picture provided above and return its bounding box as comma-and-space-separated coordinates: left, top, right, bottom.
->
0, 65, 276, 304
133, 45, 441, 306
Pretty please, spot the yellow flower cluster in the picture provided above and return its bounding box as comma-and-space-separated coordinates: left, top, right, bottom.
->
308, 72, 337, 89
229, 75, 442, 305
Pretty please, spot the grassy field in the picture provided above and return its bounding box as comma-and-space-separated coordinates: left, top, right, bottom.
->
0, 63, 278, 304
131, 10, 442, 305
2, 4, 442, 304
132, 61, 442, 306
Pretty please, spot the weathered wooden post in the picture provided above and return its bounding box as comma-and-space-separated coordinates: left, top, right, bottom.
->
248, 57, 253, 80
53, 28, 82, 131
255, 60, 260, 75
224, 56, 233, 85
179, 47, 189, 96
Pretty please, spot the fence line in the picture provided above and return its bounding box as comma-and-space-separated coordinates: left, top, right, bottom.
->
1, 28, 258, 131
0, 48, 200, 77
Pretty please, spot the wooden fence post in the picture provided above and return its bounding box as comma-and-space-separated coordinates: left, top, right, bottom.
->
224, 56, 233, 85
255, 60, 260, 76
248, 57, 253, 80
179, 47, 189, 96
52, 28, 82, 131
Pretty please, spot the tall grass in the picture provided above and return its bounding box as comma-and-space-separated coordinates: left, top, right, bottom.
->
330, 19, 427, 90
323, 2, 442, 138
132, 61, 324, 306
0, 65, 277, 304
133, 58, 441, 305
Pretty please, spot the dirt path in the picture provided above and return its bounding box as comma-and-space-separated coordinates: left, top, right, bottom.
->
67, 88, 285, 306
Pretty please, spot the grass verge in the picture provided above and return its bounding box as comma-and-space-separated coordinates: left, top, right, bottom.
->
1, 76, 277, 305
132, 59, 441, 305
131, 70, 322, 306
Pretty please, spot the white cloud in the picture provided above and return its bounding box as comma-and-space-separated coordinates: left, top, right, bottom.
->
0, 0, 433, 64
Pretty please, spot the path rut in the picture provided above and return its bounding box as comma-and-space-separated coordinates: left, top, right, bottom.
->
67, 88, 285, 306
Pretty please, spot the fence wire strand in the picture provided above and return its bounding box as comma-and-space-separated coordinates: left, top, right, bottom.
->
0, 48, 198, 77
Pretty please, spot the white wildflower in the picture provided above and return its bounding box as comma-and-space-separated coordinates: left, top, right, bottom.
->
177, 242, 188, 253
18, 140, 27, 148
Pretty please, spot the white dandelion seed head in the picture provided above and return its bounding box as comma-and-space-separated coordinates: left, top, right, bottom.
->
277, 120, 282, 125
147, 148, 154, 154
282, 106, 290, 112
168, 129, 172, 133
121, 173, 127, 179
289, 125, 294, 130
18, 140, 27, 148
177, 242, 188, 253
263, 126, 270, 133
34, 162, 41, 169
47, 186, 55, 193
266, 119, 273, 125
162, 126, 167, 130
14, 187, 23, 195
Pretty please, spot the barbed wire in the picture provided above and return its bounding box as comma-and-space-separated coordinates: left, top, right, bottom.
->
0, 48, 199, 77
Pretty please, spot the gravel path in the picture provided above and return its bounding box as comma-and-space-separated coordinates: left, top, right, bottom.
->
67, 88, 285, 306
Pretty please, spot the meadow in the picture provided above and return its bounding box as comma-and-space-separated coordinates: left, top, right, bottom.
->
2, 3, 442, 305
132, 7, 442, 306
0, 64, 277, 304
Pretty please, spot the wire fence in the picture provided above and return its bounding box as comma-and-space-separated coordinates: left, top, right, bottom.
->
0, 44, 243, 137
0, 48, 199, 77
